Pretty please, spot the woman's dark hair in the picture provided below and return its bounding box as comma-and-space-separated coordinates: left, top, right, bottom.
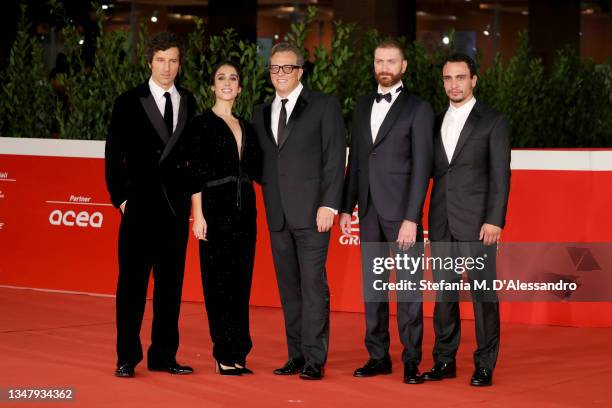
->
210, 61, 242, 86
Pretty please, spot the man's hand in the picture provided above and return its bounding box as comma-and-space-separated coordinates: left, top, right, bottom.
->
480, 223, 502, 246
120, 201, 127, 214
317, 207, 335, 232
397, 220, 417, 251
192, 214, 208, 241
339, 213, 352, 235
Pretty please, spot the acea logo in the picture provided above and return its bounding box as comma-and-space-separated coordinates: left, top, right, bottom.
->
47, 195, 109, 229
49, 209, 103, 228
339, 209, 360, 245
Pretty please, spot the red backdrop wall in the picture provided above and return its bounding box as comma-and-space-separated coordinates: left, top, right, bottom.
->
1, 140, 611, 327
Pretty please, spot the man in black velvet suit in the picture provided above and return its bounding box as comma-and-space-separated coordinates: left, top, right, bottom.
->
423, 53, 510, 387
251, 43, 345, 380
340, 40, 434, 384
105, 32, 197, 378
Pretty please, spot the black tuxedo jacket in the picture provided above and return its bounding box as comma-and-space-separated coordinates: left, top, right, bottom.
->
428, 100, 511, 241
251, 87, 345, 231
105, 81, 197, 219
341, 89, 434, 223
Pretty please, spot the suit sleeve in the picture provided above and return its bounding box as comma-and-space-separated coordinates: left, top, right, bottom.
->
185, 117, 204, 196
246, 121, 263, 184
404, 100, 434, 223
341, 103, 360, 214
485, 114, 511, 228
319, 95, 346, 210
104, 96, 129, 208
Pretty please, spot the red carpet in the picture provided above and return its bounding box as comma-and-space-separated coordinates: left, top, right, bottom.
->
1, 287, 611, 407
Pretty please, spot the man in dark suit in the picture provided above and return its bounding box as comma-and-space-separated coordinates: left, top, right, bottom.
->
340, 40, 434, 384
423, 53, 510, 387
105, 32, 197, 378
251, 43, 345, 380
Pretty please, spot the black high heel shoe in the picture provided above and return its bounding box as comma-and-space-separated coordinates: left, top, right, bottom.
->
234, 364, 253, 375
215, 361, 241, 376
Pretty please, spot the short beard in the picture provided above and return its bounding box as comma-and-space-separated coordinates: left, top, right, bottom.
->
447, 90, 466, 104
375, 71, 403, 88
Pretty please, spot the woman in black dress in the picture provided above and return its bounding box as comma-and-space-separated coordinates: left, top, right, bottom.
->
190, 62, 261, 375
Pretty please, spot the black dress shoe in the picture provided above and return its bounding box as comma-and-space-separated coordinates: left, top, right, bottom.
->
422, 361, 456, 381
353, 358, 392, 377
403, 365, 424, 384
273, 359, 305, 375
214, 361, 241, 376
115, 363, 134, 378
234, 364, 254, 375
148, 361, 194, 375
470, 367, 493, 386
299, 365, 323, 380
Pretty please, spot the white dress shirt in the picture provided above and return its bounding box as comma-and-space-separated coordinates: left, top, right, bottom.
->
271, 82, 304, 143
441, 96, 477, 163
370, 81, 403, 143
148, 77, 180, 132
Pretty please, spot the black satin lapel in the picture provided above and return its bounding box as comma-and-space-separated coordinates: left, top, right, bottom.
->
373, 91, 408, 147
436, 110, 450, 166
263, 103, 275, 145
160, 93, 187, 163
450, 105, 481, 164
365, 94, 376, 148
279, 95, 308, 150
141, 94, 170, 144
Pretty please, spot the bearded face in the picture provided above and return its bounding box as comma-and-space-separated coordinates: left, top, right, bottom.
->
373, 46, 407, 89
375, 70, 404, 88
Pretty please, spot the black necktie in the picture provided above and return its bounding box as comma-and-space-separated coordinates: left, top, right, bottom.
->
277, 98, 289, 146
163, 92, 173, 135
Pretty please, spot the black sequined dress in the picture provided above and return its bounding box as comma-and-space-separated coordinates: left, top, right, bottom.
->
189, 109, 262, 366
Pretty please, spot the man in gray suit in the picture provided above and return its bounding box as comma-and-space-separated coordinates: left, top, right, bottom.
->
423, 52, 510, 387
251, 43, 345, 380
340, 40, 434, 384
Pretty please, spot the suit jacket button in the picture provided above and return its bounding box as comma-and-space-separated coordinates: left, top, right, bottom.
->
156, 149, 161, 154
176, 165, 181, 169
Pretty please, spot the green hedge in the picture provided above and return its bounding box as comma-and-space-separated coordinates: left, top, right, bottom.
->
1, 5, 611, 146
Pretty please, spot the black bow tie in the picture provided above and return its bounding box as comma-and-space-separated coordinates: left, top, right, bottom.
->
375, 92, 392, 103
375, 86, 402, 103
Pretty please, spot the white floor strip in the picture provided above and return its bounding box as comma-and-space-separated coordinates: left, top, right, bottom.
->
0, 285, 115, 298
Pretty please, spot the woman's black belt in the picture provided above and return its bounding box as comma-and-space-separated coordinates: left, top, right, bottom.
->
205, 174, 252, 209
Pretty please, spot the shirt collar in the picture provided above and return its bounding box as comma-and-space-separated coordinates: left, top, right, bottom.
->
148, 77, 177, 100
377, 80, 404, 97
448, 96, 476, 116
275, 82, 304, 105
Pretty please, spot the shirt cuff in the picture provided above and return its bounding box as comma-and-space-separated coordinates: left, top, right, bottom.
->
322, 206, 338, 215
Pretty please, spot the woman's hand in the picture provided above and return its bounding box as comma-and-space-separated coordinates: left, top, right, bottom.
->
192, 213, 208, 241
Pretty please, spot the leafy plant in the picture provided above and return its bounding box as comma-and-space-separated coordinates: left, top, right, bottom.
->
0, 5, 56, 138
1, 5, 610, 147
54, 4, 148, 139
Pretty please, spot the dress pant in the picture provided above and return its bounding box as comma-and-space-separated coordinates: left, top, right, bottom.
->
430, 222, 500, 370
359, 198, 423, 366
199, 191, 255, 367
115, 198, 189, 366
269, 221, 331, 368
